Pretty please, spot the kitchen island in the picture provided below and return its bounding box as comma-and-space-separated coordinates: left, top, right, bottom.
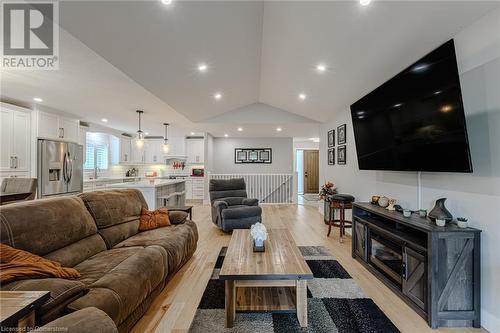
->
107, 179, 185, 209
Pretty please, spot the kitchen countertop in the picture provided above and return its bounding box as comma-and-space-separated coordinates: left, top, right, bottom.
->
106, 179, 186, 189
84, 176, 141, 184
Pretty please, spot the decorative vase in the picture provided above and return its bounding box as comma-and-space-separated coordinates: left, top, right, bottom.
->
378, 196, 389, 208
387, 199, 396, 211
429, 198, 453, 222
253, 239, 265, 252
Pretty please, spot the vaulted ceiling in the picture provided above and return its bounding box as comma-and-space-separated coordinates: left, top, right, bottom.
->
2, 1, 498, 137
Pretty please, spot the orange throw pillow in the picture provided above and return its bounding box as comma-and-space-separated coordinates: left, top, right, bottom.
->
139, 207, 171, 231
0, 243, 80, 285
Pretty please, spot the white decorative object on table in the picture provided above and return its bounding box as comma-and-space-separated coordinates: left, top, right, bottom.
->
250, 223, 268, 252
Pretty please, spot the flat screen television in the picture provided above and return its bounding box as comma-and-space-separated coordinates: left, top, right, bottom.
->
350, 39, 472, 172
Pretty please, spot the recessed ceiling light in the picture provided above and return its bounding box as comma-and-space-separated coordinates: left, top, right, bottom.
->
298, 93, 307, 100
161, 0, 173, 5
33, 97, 43, 102
276, 127, 282, 132
101, 118, 108, 123
145, 132, 149, 135
224, 134, 229, 137
316, 64, 326, 72
214, 93, 222, 100
360, 0, 371, 6
309, 137, 320, 143
237, 127, 243, 132
190, 132, 195, 135
198, 64, 208, 72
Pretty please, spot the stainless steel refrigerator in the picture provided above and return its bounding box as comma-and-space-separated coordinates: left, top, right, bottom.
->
38, 139, 83, 198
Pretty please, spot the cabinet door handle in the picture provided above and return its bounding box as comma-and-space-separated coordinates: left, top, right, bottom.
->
124, 154, 128, 162
14, 156, 18, 168
9, 156, 14, 168
62, 128, 65, 138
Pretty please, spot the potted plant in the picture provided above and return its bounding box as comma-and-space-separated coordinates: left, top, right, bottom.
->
320, 182, 338, 223
457, 217, 469, 228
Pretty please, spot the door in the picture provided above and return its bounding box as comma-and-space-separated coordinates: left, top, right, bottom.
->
131, 139, 145, 163
145, 140, 162, 164
38, 111, 60, 139
67, 143, 83, 193
39, 140, 67, 197
120, 138, 131, 163
0, 109, 13, 171
402, 246, 427, 311
12, 111, 30, 171
303, 150, 319, 193
353, 220, 367, 260
61, 118, 79, 142
186, 139, 204, 164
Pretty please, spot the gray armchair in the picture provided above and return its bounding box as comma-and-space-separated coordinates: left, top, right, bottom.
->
1, 178, 37, 202
209, 178, 262, 232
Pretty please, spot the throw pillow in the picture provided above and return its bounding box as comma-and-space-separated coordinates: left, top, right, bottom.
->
0, 243, 80, 285
139, 207, 171, 231
169, 211, 188, 225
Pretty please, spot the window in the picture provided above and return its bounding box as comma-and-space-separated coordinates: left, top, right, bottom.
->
84, 132, 109, 170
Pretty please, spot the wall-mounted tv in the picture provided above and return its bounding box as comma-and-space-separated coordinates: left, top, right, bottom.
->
350, 39, 472, 173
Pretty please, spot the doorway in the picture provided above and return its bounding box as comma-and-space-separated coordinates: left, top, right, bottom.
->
303, 150, 319, 193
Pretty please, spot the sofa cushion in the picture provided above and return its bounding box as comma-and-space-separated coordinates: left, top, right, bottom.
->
79, 190, 147, 249
68, 246, 167, 325
35, 307, 118, 333
0, 243, 80, 284
113, 220, 198, 275
139, 207, 170, 231
1, 278, 86, 324
0, 196, 106, 267
169, 211, 188, 225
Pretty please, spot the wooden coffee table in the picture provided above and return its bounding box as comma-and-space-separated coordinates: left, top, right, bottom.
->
219, 229, 313, 328
0, 291, 50, 330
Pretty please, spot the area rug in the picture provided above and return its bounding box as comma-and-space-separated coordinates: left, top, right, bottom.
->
189, 246, 400, 333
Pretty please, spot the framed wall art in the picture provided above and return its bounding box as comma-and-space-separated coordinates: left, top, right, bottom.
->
235, 148, 272, 164
328, 148, 335, 165
337, 145, 346, 165
328, 129, 335, 148
337, 124, 346, 145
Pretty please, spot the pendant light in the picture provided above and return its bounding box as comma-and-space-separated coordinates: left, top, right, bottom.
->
136, 110, 145, 148
162, 123, 170, 153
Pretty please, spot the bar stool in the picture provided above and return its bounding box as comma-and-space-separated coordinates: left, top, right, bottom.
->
327, 194, 355, 243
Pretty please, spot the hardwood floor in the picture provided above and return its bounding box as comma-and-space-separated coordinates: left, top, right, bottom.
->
131, 204, 488, 333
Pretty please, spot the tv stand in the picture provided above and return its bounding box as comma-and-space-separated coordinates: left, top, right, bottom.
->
352, 202, 481, 328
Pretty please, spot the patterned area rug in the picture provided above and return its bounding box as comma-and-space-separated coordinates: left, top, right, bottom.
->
189, 246, 400, 333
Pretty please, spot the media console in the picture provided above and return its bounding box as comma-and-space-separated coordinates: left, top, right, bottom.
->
352, 202, 481, 328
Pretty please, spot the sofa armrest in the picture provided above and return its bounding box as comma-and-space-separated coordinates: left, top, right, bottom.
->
213, 200, 229, 209
242, 198, 259, 206
35, 307, 117, 333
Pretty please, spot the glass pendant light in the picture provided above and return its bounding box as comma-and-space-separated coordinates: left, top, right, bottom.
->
162, 123, 170, 153
136, 110, 145, 147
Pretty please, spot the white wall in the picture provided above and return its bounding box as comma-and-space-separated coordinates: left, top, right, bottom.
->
319, 9, 500, 332
211, 137, 293, 174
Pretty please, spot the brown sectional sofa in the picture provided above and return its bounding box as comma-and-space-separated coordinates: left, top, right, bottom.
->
0, 189, 198, 333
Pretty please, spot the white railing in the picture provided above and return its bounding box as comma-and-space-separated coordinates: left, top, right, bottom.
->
208, 173, 296, 204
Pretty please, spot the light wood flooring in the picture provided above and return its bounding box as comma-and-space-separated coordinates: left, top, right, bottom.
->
131, 204, 488, 333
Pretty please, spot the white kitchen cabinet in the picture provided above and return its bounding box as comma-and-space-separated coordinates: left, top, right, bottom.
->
191, 177, 205, 200
186, 139, 204, 164
120, 137, 131, 163
35, 110, 79, 142
0, 106, 30, 172
60, 118, 79, 142
185, 178, 192, 199
145, 140, 163, 164
130, 139, 145, 164
37, 111, 59, 139
166, 127, 186, 156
